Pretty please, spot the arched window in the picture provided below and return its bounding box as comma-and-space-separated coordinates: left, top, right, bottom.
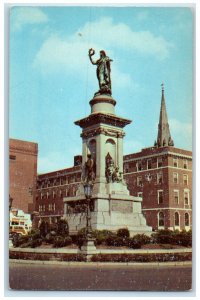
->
105, 139, 116, 163
185, 213, 189, 226
88, 139, 96, 160
158, 212, 164, 227
175, 212, 179, 226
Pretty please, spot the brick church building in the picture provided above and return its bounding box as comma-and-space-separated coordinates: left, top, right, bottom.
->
10, 86, 192, 231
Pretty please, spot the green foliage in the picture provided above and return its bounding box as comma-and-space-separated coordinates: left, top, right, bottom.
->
117, 228, 130, 238
151, 229, 174, 244
173, 230, 192, 247
53, 236, 72, 248
28, 229, 40, 236
39, 221, 49, 238
128, 234, 151, 249
105, 235, 127, 247
45, 233, 55, 244
12, 235, 29, 247
57, 219, 69, 236
30, 238, 43, 248
92, 229, 114, 245
91, 252, 192, 263
151, 229, 192, 247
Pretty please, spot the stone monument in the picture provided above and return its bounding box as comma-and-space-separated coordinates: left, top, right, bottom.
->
63, 49, 152, 236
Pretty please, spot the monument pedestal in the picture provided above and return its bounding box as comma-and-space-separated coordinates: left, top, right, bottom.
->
64, 94, 152, 236
64, 181, 151, 236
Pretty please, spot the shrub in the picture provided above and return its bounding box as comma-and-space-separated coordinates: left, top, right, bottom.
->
117, 228, 130, 238
105, 235, 127, 247
30, 238, 43, 248
53, 236, 72, 248
57, 219, 69, 236
128, 234, 151, 249
93, 229, 114, 245
151, 229, 174, 244
151, 229, 192, 247
39, 221, 49, 238
12, 235, 30, 247
91, 252, 192, 263
173, 230, 192, 247
45, 233, 55, 244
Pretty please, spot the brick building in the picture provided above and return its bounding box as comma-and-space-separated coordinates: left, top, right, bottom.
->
9, 138, 38, 213
35, 156, 82, 224
124, 146, 192, 231
35, 86, 192, 231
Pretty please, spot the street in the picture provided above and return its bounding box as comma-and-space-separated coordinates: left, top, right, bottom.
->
9, 261, 192, 291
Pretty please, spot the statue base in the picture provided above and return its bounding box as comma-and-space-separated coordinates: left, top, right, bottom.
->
63, 181, 152, 237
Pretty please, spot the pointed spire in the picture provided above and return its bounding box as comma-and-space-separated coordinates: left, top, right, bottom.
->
155, 84, 174, 147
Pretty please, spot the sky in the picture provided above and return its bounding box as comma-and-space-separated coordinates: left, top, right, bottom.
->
9, 6, 193, 174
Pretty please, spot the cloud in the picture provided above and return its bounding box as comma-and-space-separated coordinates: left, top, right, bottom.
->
33, 17, 172, 74
11, 7, 48, 31
77, 17, 173, 59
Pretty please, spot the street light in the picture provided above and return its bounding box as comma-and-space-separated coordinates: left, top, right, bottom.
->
83, 183, 93, 238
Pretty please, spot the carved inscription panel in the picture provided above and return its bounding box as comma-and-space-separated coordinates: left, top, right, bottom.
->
111, 200, 132, 213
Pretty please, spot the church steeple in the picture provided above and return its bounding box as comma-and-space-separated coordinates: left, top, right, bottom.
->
154, 84, 174, 147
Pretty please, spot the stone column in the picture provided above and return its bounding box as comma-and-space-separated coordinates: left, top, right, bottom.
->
96, 133, 106, 182
82, 138, 87, 166
117, 134, 124, 174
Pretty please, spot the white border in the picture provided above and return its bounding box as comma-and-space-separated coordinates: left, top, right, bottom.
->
1, 0, 199, 299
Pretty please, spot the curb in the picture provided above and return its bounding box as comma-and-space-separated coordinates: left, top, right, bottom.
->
9, 259, 192, 267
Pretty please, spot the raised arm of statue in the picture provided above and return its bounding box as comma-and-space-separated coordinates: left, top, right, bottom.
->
88, 48, 97, 65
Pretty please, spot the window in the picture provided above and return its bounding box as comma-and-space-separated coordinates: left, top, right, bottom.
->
185, 213, 189, 226
53, 190, 56, 198
46, 191, 49, 199
138, 192, 143, 197
137, 161, 142, 171
173, 158, 178, 167
175, 212, 179, 226
157, 157, 163, 168
53, 203, 56, 211
60, 190, 63, 198
183, 174, 188, 185
43, 205, 45, 212
158, 212, 164, 227
174, 190, 179, 205
157, 173, 163, 184
183, 159, 188, 169
184, 191, 189, 206
158, 190, 163, 204
137, 176, 143, 187
147, 159, 152, 170
9, 155, 16, 160
173, 173, 178, 184
124, 163, 129, 173
41, 192, 43, 200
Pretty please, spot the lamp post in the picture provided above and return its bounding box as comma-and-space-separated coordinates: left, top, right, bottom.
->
83, 183, 93, 238
81, 182, 96, 258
